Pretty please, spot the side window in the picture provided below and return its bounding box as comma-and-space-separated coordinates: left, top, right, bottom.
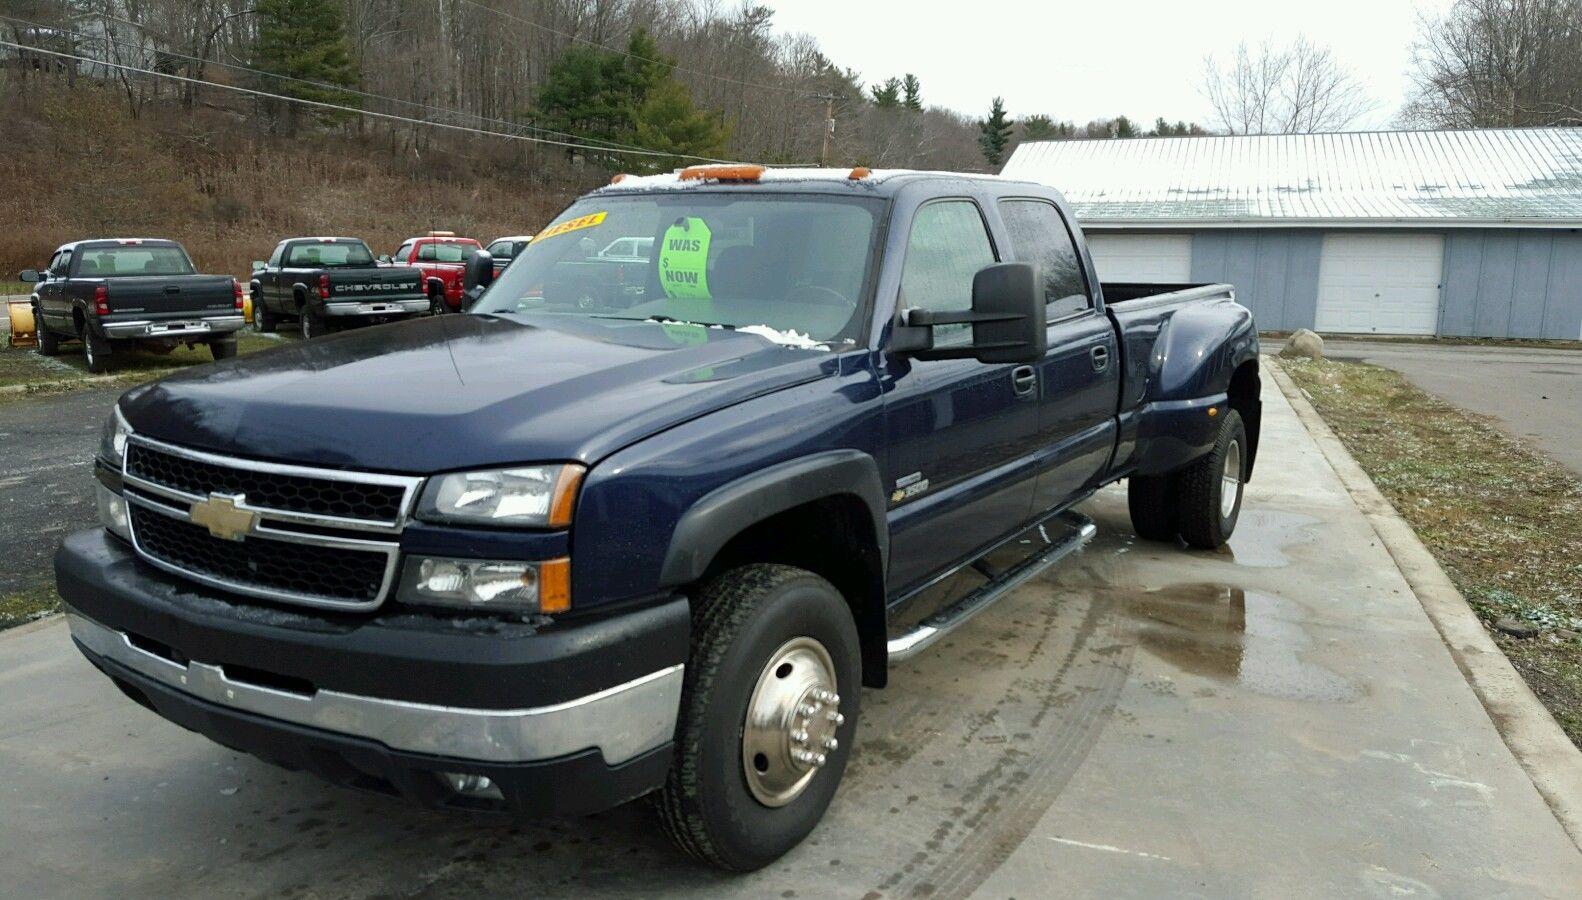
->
50, 250, 71, 276
487, 241, 513, 258
268, 243, 286, 267
394, 242, 414, 263
899, 200, 996, 348
997, 199, 1091, 319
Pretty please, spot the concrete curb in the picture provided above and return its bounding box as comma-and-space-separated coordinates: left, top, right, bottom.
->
1266, 357, 1582, 852
0, 612, 64, 640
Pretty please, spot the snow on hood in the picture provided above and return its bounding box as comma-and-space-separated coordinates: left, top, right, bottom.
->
735, 324, 832, 351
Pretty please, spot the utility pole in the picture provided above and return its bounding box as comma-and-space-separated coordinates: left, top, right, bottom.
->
819, 93, 836, 166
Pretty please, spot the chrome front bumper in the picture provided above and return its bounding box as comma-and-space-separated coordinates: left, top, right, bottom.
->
67, 612, 684, 766
102, 315, 246, 339
324, 299, 428, 317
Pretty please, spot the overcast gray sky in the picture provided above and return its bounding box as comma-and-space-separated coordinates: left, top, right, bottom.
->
763, 0, 1456, 129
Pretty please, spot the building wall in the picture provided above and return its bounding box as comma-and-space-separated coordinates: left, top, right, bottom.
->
1440, 230, 1582, 340
1188, 231, 1323, 332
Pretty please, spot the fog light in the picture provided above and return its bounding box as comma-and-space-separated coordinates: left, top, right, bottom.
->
439, 772, 503, 800
97, 484, 130, 541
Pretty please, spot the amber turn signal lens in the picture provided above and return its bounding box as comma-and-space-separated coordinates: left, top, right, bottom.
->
539, 558, 572, 614
678, 164, 765, 182
548, 465, 585, 529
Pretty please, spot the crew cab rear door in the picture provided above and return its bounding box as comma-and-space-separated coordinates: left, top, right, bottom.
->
994, 197, 1119, 509
881, 197, 1041, 597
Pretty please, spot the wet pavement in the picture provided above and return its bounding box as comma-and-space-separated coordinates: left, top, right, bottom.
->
3, 365, 1580, 897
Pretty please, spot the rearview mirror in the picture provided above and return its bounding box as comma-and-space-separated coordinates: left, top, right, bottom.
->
251, 260, 266, 271
19, 269, 40, 283
891, 262, 1046, 364
377, 254, 391, 264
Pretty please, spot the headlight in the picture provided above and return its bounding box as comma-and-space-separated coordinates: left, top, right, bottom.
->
97, 483, 131, 542
99, 406, 132, 466
396, 556, 571, 613
416, 464, 584, 528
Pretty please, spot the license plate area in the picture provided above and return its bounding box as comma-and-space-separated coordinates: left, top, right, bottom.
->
149, 321, 206, 335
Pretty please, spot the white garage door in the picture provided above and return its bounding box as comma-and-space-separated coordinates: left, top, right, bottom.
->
1084, 233, 1193, 283
1315, 234, 1444, 335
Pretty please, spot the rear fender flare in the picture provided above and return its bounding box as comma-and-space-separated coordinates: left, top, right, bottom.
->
658, 449, 889, 588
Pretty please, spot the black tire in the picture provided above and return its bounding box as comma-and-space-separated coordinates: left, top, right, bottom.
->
82, 328, 111, 374
1127, 474, 1178, 542
300, 307, 328, 340
35, 309, 61, 356
209, 340, 237, 361
1174, 409, 1247, 549
253, 295, 277, 333
429, 286, 448, 315
656, 564, 860, 872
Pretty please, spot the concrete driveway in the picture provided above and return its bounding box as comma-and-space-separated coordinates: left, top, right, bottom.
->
1285, 339, 1582, 477
2, 367, 1580, 897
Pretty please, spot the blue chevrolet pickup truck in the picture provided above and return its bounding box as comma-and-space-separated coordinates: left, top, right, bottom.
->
56, 165, 1260, 871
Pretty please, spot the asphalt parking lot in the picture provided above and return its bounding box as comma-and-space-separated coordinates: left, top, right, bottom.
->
1276, 338, 1582, 477
2, 366, 1580, 897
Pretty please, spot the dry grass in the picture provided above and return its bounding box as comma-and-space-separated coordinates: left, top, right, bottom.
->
1282, 358, 1582, 745
0, 582, 61, 631
0, 81, 584, 279
0, 332, 285, 396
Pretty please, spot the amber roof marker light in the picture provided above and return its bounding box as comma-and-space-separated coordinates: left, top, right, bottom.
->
678, 164, 766, 183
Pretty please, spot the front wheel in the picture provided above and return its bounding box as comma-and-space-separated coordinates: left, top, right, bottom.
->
656, 564, 860, 872
429, 287, 448, 315
253, 296, 277, 333
1174, 409, 1247, 549
209, 340, 237, 361
36, 313, 61, 356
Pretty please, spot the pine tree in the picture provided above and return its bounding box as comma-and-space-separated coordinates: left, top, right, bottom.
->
902, 74, 922, 111
635, 80, 729, 172
1112, 115, 1138, 138
978, 96, 1013, 167
251, 0, 359, 129
870, 77, 901, 109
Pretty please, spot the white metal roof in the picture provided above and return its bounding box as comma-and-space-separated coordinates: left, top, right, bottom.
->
1001, 128, 1582, 229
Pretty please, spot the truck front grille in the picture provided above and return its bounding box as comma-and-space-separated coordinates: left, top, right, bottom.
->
129, 502, 391, 607
127, 442, 408, 525
118, 436, 422, 611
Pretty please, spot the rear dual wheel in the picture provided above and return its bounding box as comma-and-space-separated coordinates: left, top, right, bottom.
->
657, 564, 860, 872
1127, 408, 1247, 549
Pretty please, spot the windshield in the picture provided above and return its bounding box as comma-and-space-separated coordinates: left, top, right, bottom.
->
76, 245, 194, 277
287, 241, 374, 267
472, 194, 882, 344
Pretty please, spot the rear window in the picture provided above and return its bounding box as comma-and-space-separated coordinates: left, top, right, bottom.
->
417, 242, 476, 263
286, 241, 374, 267
75, 246, 194, 277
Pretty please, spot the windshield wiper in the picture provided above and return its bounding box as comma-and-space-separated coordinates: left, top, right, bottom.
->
589, 314, 736, 330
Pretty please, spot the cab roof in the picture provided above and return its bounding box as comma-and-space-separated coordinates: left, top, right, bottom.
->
57, 238, 182, 251
594, 166, 1027, 198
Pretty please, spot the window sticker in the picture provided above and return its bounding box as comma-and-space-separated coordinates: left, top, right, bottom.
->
659, 217, 712, 301
535, 211, 607, 242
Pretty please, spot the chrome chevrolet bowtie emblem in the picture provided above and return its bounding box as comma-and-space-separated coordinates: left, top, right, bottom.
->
189, 493, 258, 542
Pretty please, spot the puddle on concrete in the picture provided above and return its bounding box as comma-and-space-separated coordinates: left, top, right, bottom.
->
1117, 583, 1359, 702
1207, 509, 1320, 569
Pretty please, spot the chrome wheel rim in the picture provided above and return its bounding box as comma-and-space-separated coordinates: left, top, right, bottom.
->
1221, 439, 1242, 519
741, 636, 842, 808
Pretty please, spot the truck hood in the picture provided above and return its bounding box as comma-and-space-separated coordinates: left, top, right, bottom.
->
119, 314, 840, 472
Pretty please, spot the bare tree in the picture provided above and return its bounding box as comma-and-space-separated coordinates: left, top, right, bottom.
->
1402, 0, 1582, 128
1203, 37, 1375, 134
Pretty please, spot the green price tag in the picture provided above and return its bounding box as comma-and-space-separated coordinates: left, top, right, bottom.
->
659, 217, 712, 307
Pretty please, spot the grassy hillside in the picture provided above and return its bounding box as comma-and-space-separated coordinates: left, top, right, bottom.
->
0, 83, 587, 280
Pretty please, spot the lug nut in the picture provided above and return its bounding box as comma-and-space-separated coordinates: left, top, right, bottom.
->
792, 729, 808, 743
814, 753, 827, 766
828, 711, 845, 725
798, 704, 817, 717
823, 737, 838, 751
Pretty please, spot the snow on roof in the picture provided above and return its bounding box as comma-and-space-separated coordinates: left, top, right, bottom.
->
598, 166, 1009, 192
1001, 128, 1582, 228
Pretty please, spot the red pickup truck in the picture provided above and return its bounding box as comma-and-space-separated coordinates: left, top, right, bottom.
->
386, 232, 483, 313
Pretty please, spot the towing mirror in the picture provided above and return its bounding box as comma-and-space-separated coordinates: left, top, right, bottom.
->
251, 260, 266, 272
19, 269, 40, 283
461, 249, 495, 308
377, 254, 391, 264
892, 262, 1046, 364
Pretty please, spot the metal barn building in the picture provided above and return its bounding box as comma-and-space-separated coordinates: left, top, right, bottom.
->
1001, 129, 1582, 339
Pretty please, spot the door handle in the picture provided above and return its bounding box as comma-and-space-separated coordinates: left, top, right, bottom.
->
1011, 365, 1038, 397
1090, 345, 1110, 372
164, 284, 181, 295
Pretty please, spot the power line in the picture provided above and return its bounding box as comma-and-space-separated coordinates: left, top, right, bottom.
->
0, 12, 676, 157
446, 0, 821, 98
0, 39, 740, 162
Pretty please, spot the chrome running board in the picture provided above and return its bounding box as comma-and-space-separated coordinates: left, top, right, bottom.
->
886, 510, 1097, 662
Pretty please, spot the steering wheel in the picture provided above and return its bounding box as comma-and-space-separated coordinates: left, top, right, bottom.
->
784, 284, 851, 309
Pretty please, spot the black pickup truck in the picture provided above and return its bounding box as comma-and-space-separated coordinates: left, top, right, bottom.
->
58, 166, 1260, 871
22, 239, 244, 373
250, 237, 426, 338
